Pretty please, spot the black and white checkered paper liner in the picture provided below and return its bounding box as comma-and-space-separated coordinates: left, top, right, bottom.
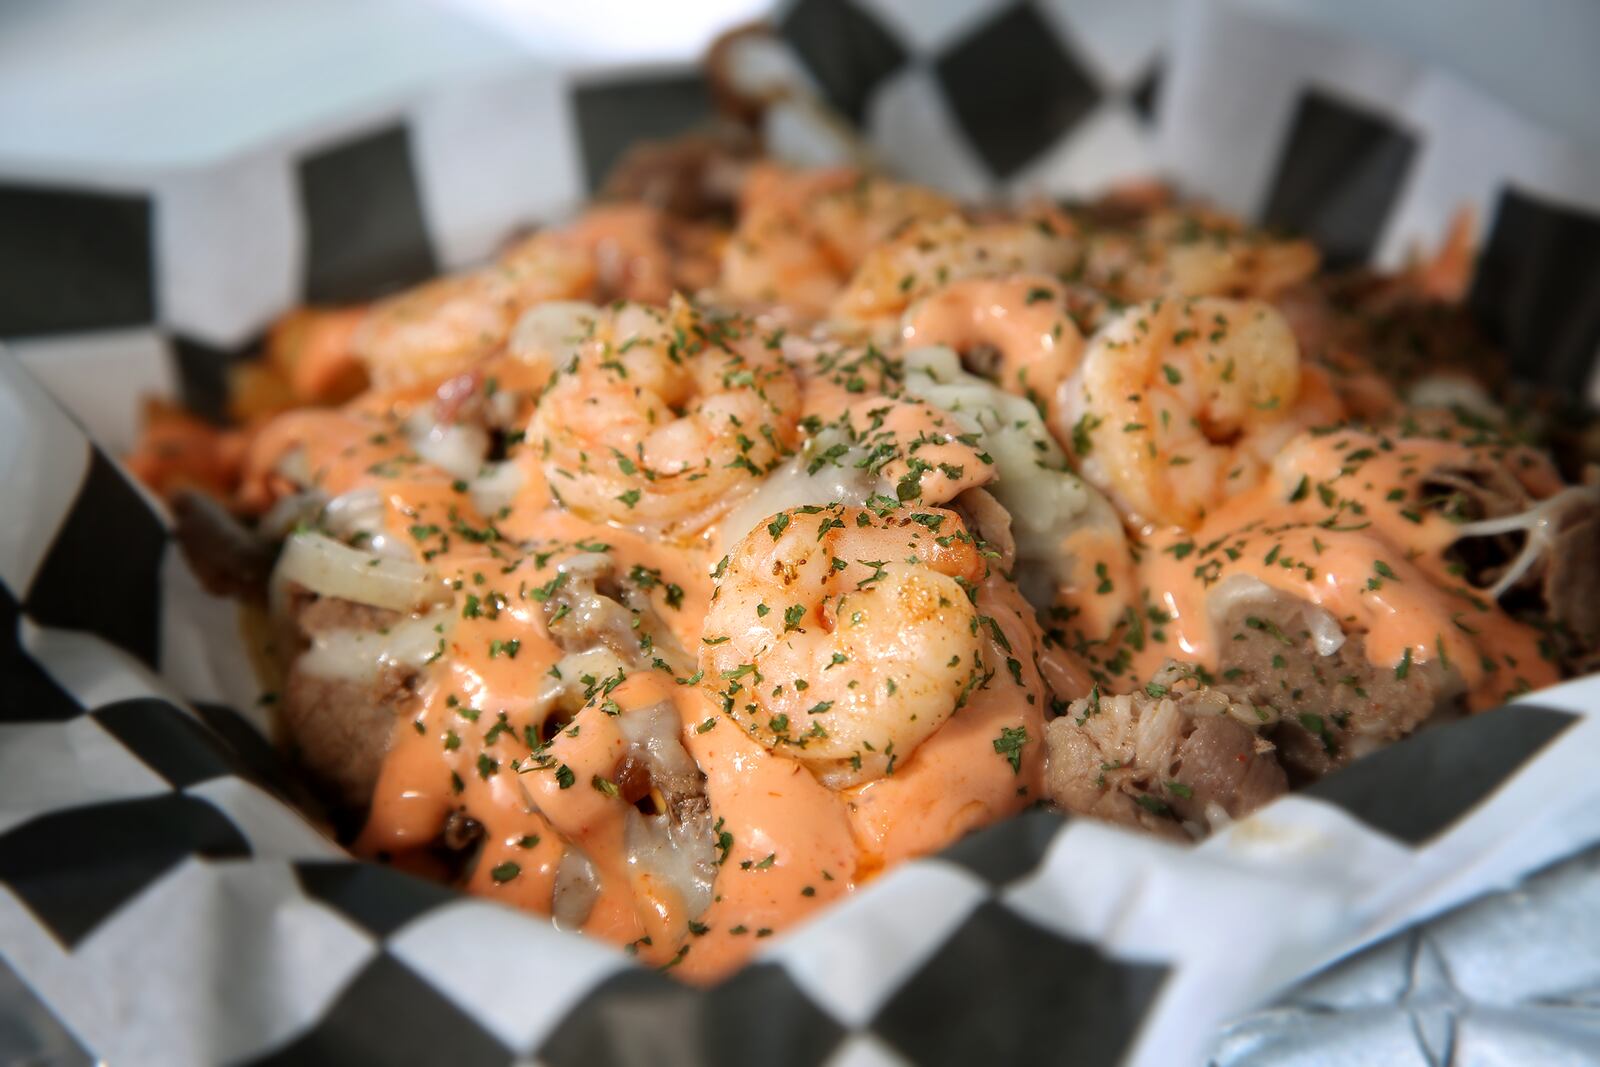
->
3, 2, 1600, 1065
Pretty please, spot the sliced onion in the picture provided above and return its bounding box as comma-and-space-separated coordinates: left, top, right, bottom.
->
297, 608, 455, 682
258, 491, 325, 539
529, 648, 629, 733
320, 488, 408, 559
509, 301, 599, 365
1406, 373, 1500, 419
486, 387, 520, 427
1455, 486, 1598, 600
617, 701, 700, 785
404, 412, 490, 481
903, 345, 1116, 608
624, 807, 716, 920
468, 460, 523, 519
711, 444, 874, 556
1205, 574, 1277, 620
275, 531, 449, 613
276, 446, 312, 487
552, 847, 600, 931
1207, 573, 1346, 656
1305, 608, 1347, 657
619, 702, 717, 920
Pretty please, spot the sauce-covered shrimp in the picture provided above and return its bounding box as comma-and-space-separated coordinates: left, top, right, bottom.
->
701, 503, 988, 788
351, 232, 597, 392
719, 165, 955, 320
1064, 297, 1344, 531
129, 150, 1600, 980
351, 203, 715, 394
530, 298, 802, 538
902, 275, 1088, 425
1051, 205, 1321, 304
833, 215, 1077, 332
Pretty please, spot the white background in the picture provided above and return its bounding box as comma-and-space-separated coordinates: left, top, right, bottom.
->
2, 0, 1597, 176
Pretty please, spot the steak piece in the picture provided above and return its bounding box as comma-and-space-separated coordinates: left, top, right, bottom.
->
1204, 588, 1462, 780
1045, 674, 1287, 839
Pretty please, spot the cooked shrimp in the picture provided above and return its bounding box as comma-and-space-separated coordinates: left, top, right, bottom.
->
807, 173, 957, 273
1064, 297, 1342, 531
833, 215, 1076, 331
1069, 208, 1320, 304
903, 346, 1134, 640
902, 275, 1088, 424
719, 225, 842, 322
1149, 210, 1320, 299
821, 396, 997, 504
701, 503, 988, 788
352, 200, 722, 393
780, 334, 907, 422
125, 398, 248, 502
709, 395, 997, 557
719, 165, 955, 320
558, 202, 724, 304
262, 307, 370, 407
353, 237, 595, 391
1410, 207, 1476, 302
530, 297, 801, 538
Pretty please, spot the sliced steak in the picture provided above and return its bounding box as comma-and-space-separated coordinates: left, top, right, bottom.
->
1206, 590, 1462, 780
542, 551, 694, 675
1044, 673, 1287, 840
172, 490, 277, 600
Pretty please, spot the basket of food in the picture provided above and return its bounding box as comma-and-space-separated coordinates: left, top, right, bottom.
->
2, 1, 1598, 1064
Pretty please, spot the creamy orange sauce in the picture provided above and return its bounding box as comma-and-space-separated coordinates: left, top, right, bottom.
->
1126, 427, 1562, 707
282, 378, 1555, 979
1058, 523, 1135, 641
902, 275, 1086, 422
261, 313, 1563, 983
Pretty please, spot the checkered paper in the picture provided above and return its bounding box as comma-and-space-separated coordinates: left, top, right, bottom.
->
2, 2, 1600, 1065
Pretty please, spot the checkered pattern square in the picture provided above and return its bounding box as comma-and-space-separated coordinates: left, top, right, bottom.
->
1468, 187, 1600, 393
0, 182, 154, 337
298, 124, 440, 305
1260, 90, 1419, 268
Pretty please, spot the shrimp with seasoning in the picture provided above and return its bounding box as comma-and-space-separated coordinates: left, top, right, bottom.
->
701, 503, 988, 788
125, 148, 1600, 976
902, 275, 1089, 427
780, 333, 907, 423
1056, 205, 1321, 304
903, 346, 1134, 640
710, 393, 999, 557
353, 202, 718, 393
1063, 297, 1344, 531
530, 297, 802, 538
834, 215, 1078, 332
352, 232, 597, 392
719, 165, 955, 320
